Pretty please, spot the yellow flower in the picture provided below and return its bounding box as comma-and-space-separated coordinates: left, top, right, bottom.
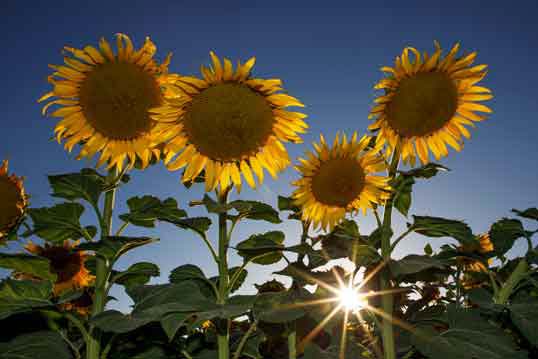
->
24, 240, 94, 295
459, 233, 494, 273
292, 133, 390, 230
151, 52, 307, 192
39, 34, 172, 171
0, 160, 28, 241
369, 42, 492, 165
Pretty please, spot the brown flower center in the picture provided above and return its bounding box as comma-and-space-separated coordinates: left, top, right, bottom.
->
0, 176, 22, 229
386, 71, 458, 137
41, 247, 83, 283
183, 83, 275, 161
311, 158, 365, 207
79, 62, 161, 140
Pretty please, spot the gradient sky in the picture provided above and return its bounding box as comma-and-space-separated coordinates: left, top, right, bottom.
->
2, 0, 537, 311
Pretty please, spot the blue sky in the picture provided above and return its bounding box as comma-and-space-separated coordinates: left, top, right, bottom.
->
2, 0, 537, 311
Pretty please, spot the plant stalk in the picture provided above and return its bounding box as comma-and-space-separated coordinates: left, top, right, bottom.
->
87, 169, 117, 359
288, 330, 297, 359
495, 259, 528, 305
379, 145, 400, 359
217, 186, 231, 359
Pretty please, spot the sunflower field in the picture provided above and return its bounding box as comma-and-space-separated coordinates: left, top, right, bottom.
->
1, 34, 537, 359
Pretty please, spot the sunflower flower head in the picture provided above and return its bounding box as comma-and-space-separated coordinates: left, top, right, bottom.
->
39, 34, 172, 172
458, 233, 494, 273
151, 51, 308, 192
24, 240, 94, 295
292, 133, 391, 231
0, 160, 28, 242
58, 288, 94, 316
369, 42, 492, 165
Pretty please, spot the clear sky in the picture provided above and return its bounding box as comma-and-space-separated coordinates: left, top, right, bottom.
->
2, 0, 537, 311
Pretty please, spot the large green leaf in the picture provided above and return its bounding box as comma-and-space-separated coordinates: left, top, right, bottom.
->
229, 200, 281, 223
111, 262, 160, 289
169, 217, 212, 237
0, 331, 72, 359
273, 262, 316, 286
512, 207, 538, 221
392, 175, 414, 217
160, 312, 191, 341
0, 279, 52, 320
0, 253, 56, 281
169, 264, 215, 298
24, 203, 89, 243
48, 168, 106, 207
119, 196, 187, 228
400, 163, 449, 179
489, 218, 525, 256
78, 236, 158, 262
277, 195, 301, 220
236, 231, 285, 265
210, 266, 248, 294
411, 215, 475, 245
389, 255, 446, 277
91, 310, 155, 333
253, 290, 307, 323
510, 302, 538, 347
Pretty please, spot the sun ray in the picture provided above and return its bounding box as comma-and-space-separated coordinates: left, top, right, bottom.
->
298, 305, 342, 352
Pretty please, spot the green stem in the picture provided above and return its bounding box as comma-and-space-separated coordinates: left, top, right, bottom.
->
389, 226, 415, 253
87, 169, 118, 359
455, 267, 462, 306
217, 187, 231, 359
288, 330, 297, 359
181, 350, 194, 359
495, 259, 529, 305
232, 321, 257, 359
379, 144, 400, 359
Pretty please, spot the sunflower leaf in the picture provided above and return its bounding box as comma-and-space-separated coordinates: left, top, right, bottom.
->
510, 302, 538, 347
48, 168, 106, 207
512, 208, 538, 221
0, 331, 72, 359
229, 200, 282, 223
236, 231, 285, 265
0, 253, 56, 281
253, 290, 308, 323
210, 266, 248, 294
399, 163, 450, 179
111, 262, 160, 289
410, 215, 475, 245
120, 196, 187, 228
489, 218, 525, 256
390, 255, 446, 277
168, 217, 212, 237
23, 203, 88, 243
78, 236, 158, 262
392, 175, 415, 217
0, 279, 53, 320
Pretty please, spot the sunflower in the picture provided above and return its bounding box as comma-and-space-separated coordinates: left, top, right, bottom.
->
58, 288, 94, 316
24, 240, 94, 295
292, 133, 390, 230
459, 233, 494, 273
0, 160, 28, 241
151, 52, 307, 192
369, 42, 492, 165
39, 34, 172, 171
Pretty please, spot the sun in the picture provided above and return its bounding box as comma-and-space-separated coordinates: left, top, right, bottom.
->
338, 285, 367, 312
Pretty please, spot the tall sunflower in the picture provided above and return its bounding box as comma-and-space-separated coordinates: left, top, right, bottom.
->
0, 160, 28, 241
151, 52, 307, 192
23, 240, 94, 295
292, 133, 390, 230
369, 42, 492, 164
39, 34, 172, 171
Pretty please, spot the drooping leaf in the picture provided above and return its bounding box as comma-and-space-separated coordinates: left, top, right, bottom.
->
277, 195, 301, 220
512, 207, 538, 221
169, 217, 212, 237
348, 244, 382, 267
389, 255, 446, 277
0, 331, 72, 359
111, 262, 160, 289
48, 168, 106, 207
229, 200, 281, 223
400, 163, 450, 179
411, 215, 475, 245
273, 262, 316, 286
236, 231, 285, 265
78, 236, 158, 262
0, 253, 56, 281
0, 279, 52, 320
91, 310, 155, 333
169, 264, 207, 283
160, 312, 191, 341
119, 196, 187, 228
489, 218, 525, 256
510, 302, 538, 347
392, 175, 414, 217
24, 203, 88, 243
253, 290, 307, 323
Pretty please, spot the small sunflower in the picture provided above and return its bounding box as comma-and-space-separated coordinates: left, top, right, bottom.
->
292, 133, 391, 230
39, 34, 172, 171
0, 160, 28, 241
151, 52, 307, 192
369, 42, 492, 165
459, 233, 494, 273
59, 288, 94, 316
24, 240, 94, 295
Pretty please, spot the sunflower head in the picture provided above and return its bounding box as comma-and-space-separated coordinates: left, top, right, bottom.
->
151, 51, 307, 192
58, 288, 94, 316
292, 133, 390, 231
39, 34, 172, 171
0, 160, 28, 242
369, 42, 492, 165
25, 240, 94, 295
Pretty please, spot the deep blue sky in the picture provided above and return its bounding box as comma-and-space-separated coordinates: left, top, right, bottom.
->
2, 0, 537, 311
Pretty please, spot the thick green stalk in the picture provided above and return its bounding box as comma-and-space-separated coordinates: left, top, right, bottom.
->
495, 259, 528, 305
87, 169, 117, 359
379, 146, 400, 359
288, 330, 297, 359
217, 187, 231, 359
